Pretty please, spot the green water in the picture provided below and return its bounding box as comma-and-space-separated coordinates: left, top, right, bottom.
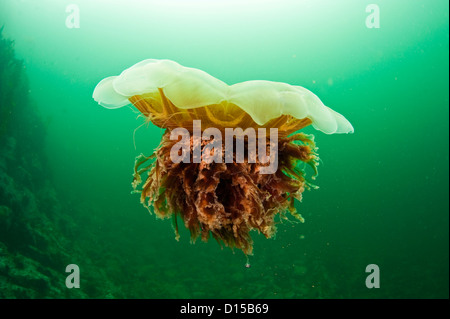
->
0, 0, 448, 298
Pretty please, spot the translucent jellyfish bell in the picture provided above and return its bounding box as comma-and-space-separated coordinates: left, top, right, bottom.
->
93, 59, 354, 136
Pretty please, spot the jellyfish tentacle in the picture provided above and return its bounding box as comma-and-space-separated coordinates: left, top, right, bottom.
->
131, 130, 318, 255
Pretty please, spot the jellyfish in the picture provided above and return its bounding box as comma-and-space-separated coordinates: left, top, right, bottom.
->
93, 59, 353, 255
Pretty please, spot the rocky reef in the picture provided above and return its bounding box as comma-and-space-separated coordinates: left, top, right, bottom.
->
0, 27, 120, 298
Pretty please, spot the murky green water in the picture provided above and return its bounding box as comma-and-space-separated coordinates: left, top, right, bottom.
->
0, 0, 448, 298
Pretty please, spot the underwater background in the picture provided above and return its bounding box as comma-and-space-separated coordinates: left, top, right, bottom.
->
0, 0, 448, 298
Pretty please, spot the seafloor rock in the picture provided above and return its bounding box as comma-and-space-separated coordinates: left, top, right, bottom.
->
0, 28, 120, 299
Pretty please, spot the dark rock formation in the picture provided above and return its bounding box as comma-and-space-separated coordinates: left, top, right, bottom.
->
0, 27, 120, 298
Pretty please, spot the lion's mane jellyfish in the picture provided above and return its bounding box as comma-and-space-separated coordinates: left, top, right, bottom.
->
93, 59, 353, 255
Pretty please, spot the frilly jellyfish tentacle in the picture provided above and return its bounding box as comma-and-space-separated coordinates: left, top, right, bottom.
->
131, 131, 319, 255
